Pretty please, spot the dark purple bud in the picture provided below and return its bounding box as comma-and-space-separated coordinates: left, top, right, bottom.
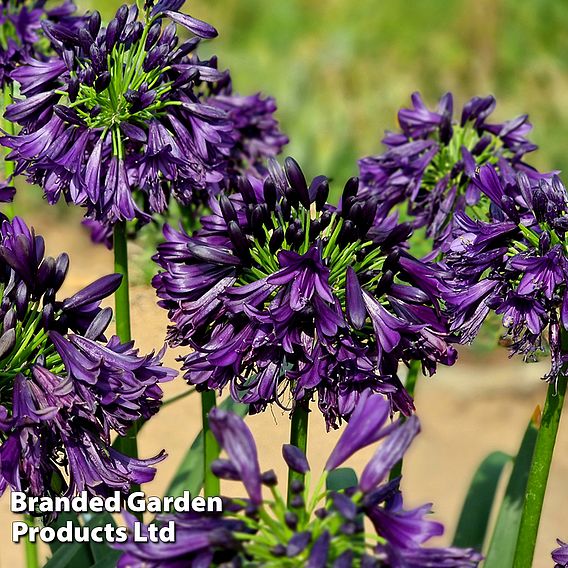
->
334, 551, 354, 567
3, 309, 16, 331
37, 256, 55, 292
280, 197, 291, 221
500, 195, 519, 224
271, 545, 287, 558
145, 21, 162, 50
376, 270, 394, 296
81, 67, 95, 87
269, 228, 284, 254
78, 28, 94, 53
35, 354, 46, 367
284, 512, 298, 530
84, 307, 113, 340
263, 179, 277, 209
261, 470, 278, 486
238, 177, 257, 205
331, 492, 357, 520
105, 19, 120, 50
62, 49, 75, 71
308, 531, 330, 568
314, 507, 328, 519
15, 282, 28, 318
290, 479, 304, 495
53, 105, 84, 127
172, 37, 201, 59
63, 274, 122, 310
383, 250, 400, 273
346, 267, 366, 329
172, 67, 199, 89
90, 45, 107, 74
219, 195, 238, 224
286, 532, 311, 557
163, 10, 218, 39
95, 72, 111, 93
309, 219, 321, 240
286, 223, 297, 247
208, 528, 238, 549
88, 11, 102, 38
144, 45, 169, 72
211, 459, 241, 481
381, 223, 413, 248
120, 122, 147, 143
68, 78, 79, 102
532, 187, 547, 222
285, 157, 311, 209
123, 22, 144, 47
227, 221, 251, 266
282, 444, 310, 474
0, 328, 16, 360
320, 210, 332, 230
290, 495, 306, 509
309, 175, 329, 210
90, 105, 102, 118
342, 177, 359, 203
42, 303, 55, 329
338, 219, 356, 246
539, 232, 551, 255
115, 4, 129, 28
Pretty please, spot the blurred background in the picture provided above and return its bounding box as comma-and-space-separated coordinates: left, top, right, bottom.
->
2, 1, 568, 567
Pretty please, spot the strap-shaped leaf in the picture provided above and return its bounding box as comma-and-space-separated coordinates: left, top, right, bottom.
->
483, 412, 539, 567
452, 450, 511, 550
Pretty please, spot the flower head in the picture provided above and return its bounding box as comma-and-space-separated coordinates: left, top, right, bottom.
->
0, 216, 175, 501
443, 164, 568, 383
2, 3, 286, 235
115, 397, 482, 567
359, 92, 542, 246
153, 157, 456, 427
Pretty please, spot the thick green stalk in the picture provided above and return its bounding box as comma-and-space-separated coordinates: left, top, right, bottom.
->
513, 372, 567, 567
3, 84, 15, 219
24, 516, 39, 568
388, 360, 421, 481
287, 400, 310, 507
201, 390, 220, 497
113, 222, 139, 489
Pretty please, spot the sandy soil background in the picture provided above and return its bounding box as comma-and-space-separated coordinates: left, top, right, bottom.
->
0, 209, 566, 567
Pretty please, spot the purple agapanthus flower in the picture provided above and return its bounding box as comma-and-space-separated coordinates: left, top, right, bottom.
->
442, 163, 568, 383
2, 2, 286, 238
115, 394, 482, 567
553, 539, 568, 568
153, 157, 457, 428
0, 0, 79, 89
359, 92, 544, 246
0, 215, 175, 501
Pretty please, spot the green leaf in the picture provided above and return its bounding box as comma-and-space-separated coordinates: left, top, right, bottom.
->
165, 398, 248, 498
483, 413, 539, 568
326, 468, 358, 492
452, 450, 511, 550
88, 513, 117, 562
46, 513, 83, 555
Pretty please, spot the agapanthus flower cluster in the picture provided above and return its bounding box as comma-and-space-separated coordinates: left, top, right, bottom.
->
0, 0, 79, 89
115, 392, 482, 567
442, 163, 568, 383
358, 92, 542, 246
1, 1, 286, 235
153, 157, 457, 428
553, 539, 568, 568
0, 215, 175, 501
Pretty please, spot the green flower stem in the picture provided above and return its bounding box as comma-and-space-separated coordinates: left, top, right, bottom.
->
287, 400, 310, 507
388, 360, 421, 482
24, 515, 39, 568
3, 83, 15, 218
513, 371, 568, 568
201, 390, 220, 497
112, 221, 141, 514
